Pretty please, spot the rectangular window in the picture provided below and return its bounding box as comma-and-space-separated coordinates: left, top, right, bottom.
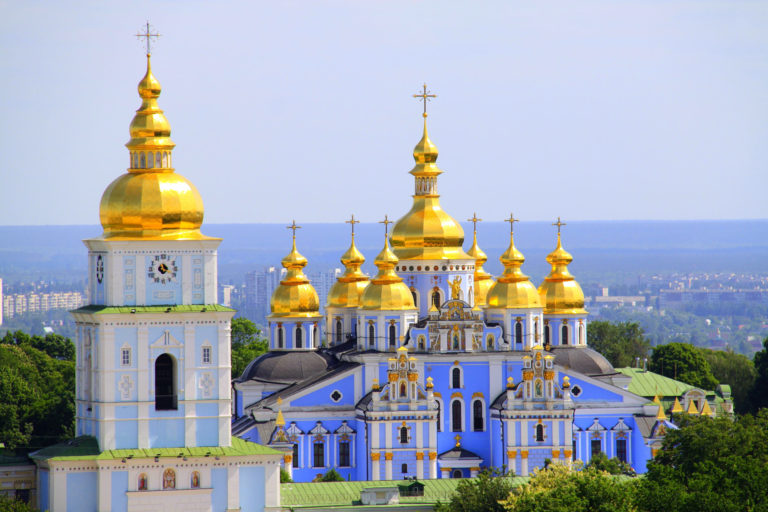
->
313, 442, 324, 468
401, 463, 408, 473
292, 443, 299, 468
591, 439, 602, 457
121, 348, 131, 366
202, 346, 211, 364
616, 439, 627, 462
339, 441, 350, 467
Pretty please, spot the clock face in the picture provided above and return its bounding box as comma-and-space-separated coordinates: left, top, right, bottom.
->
147, 254, 178, 284
95, 255, 104, 284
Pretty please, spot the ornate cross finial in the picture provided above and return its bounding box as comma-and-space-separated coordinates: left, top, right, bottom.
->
135, 21, 161, 55
276, 396, 283, 405
345, 214, 360, 237
413, 83, 437, 117
553, 217, 567, 235
504, 213, 520, 234
468, 213, 482, 234
379, 214, 393, 237
287, 220, 301, 239
454, 434, 461, 447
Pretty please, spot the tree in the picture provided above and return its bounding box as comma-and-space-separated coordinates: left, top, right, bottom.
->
637, 412, 768, 512
0, 495, 36, 512
587, 321, 651, 368
311, 469, 345, 482
746, 337, 768, 413
585, 452, 635, 476
650, 342, 718, 390
230, 318, 269, 378
435, 468, 515, 512
280, 468, 293, 483
0, 367, 34, 449
1, 330, 75, 361
700, 348, 755, 413
502, 464, 637, 512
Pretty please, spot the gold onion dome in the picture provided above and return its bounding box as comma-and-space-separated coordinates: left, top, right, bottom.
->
486, 219, 541, 309
99, 54, 208, 240
327, 221, 370, 308
270, 227, 321, 318
390, 113, 471, 261
466, 215, 495, 307
360, 224, 416, 310
537, 227, 587, 315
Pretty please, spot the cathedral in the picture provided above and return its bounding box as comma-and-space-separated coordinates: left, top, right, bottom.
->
231, 92, 704, 482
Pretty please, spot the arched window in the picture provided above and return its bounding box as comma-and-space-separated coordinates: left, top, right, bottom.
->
432, 290, 440, 309
561, 325, 569, 345
368, 323, 375, 347
277, 326, 284, 348
451, 367, 461, 388
190, 471, 200, 489
472, 400, 484, 432
155, 354, 176, 410
515, 321, 523, 345
162, 152, 168, 168
486, 334, 495, 350
451, 400, 462, 432
148, 152, 154, 168
579, 324, 584, 345
292, 443, 299, 468
399, 381, 407, 399
411, 289, 418, 309
536, 424, 545, 442
400, 426, 408, 444
534, 317, 539, 343
452, 469, 463, 479
544, 324, 550, 345
389, 324, 397, 349
418, 335, 426, 351
313, 325, 319, 348
313, 442, 324, 468
335, 319, 342, 343
616, 439, 627, 462
156, 152, 162, 168
162, 468, 175, 489
436, 399, 443, 432
295, 326, 303, 348
140, 152, 146, 168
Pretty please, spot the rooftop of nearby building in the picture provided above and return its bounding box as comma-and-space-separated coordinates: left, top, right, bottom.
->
71, 304, 235, 314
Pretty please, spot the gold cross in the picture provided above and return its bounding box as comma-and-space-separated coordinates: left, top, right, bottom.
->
287, 220, 301, 239
345, 214, 360, 237
135, 21, 161, 55
379, 214, 393, 237
454, 434, 461, 447
553, 217, 567, 235
467, 213, 482, 234
413, 83, 437, 117
504, 213, 519, 234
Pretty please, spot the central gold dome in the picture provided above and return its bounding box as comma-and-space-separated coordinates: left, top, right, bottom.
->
537, 233, 587, 315
390, 116, 471, 261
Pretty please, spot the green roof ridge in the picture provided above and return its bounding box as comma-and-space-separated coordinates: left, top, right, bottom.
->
72, 304, 235, 315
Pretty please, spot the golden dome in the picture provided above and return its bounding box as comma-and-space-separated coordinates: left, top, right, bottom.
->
486, 221, 541, 309
327, 223, 370, 308
360, 229, 416, 311
390, 115, 471, 261
537, 230, 587, 315
465, 214, 495, 307
99, 54, 210, 240
270, 229, 321, 318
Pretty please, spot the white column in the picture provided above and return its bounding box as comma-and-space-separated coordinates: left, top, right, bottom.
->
227, 464, 239, 510
50, 467, 66, 512
182, 254, 192, 304
184, 323, 196, 447
520, 419, 529, 476
97, 466, 110, 512
372, 455, 381, 481
384, 454, 392, 480
264, 463, 281, 508
429, 454, 437, 479
137, 323, 149, 449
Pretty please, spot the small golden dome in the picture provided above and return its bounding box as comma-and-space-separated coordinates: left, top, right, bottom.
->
537, 231, 587, 315
486, 224, 541, 309
99, 54, 209, 240
270, 230, 321, 318
327, 227, 370, 308
390, 116, 471, 261
360, 232, 416, 311
465, 215, 495, 307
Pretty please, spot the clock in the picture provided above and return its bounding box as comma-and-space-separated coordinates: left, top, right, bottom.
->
96, 255, 104, 284
147, 254, 178, 284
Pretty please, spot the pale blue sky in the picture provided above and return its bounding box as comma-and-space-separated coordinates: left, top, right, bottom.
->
1, 0, 766, 226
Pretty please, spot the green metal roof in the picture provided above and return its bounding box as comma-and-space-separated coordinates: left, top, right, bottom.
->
31, 436, 279, 461
280, 477, 528, 507
615, 367, 695, 398
72, 304, 235, 315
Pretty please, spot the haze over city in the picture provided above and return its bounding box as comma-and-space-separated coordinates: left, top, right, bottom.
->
1, 0, 767, 227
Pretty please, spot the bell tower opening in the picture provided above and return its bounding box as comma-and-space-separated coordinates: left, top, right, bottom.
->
155, 353, 177, 410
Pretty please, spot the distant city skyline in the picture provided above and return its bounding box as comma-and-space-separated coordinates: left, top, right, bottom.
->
1, 0, 767, 226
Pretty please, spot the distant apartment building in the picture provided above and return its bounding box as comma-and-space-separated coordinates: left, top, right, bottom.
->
659, 289, 768, 310
219, 284, 235, 307
2, 291, 85, 319
0, 278, 3, 325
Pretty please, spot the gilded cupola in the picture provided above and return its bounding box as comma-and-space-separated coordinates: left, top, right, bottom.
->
270, 222, 321, 318
327, 215, 370, 308
360, 217, 417, 311
466, 213, 495, 307
390, 86, 471, 261
486, 215, 542, 309
99, 52, 209, 240
537, 219, 587, 315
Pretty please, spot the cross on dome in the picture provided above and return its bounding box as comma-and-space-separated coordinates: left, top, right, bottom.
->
379, 215, 393, 237
135, 21, 161, 55
413, 83, 437, 117
287, 220, 301, 239
468, 213, 483, 234
504, 213, 520, 234
553, 217, 567, 235
346, 214, 360, 236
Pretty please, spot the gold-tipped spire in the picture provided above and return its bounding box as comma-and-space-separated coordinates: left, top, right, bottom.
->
360, 216, 416, 310
701, 400, 714, 416
390, 86, 470, 261
537, 218, 587, 315
486, 214, 542, 309
686, 399, 699, 415
466, 213, 495, 307
327, 215, 370, 308
671, 397, 684, 414
99, 27, 209, 240
656, 403, 667, 421
269, 222, 321, 318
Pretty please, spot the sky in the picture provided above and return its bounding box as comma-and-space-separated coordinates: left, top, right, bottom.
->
1, 0, 766, 226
